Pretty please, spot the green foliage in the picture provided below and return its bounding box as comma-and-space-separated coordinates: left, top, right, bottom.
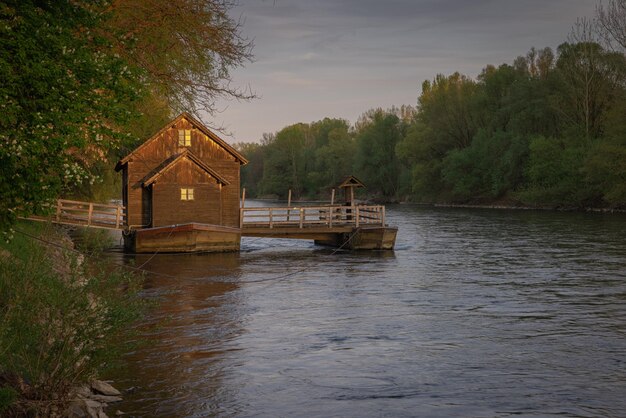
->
258, 123, 309, 198
552, 42, 626, 139
518, 137, 598, 206
309, 124, 355, 192
236, 142, 264, 198
355, 109, 406, 199
584, 140, 626, 206
0, 1, 144, 227
418, 72, 484, 150
256, 119, 355, 199
0, 223, 143, 415
441, 131, 530, 201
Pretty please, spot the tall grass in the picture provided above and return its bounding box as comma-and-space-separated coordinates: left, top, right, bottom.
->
0, 222, 143, 416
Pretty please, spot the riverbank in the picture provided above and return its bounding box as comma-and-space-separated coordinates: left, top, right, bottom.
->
431, 202, 626, 213
0, 222, 143, 417
244, 196, 626, 213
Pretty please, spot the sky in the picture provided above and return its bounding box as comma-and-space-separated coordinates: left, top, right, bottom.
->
211, 0, 598, 143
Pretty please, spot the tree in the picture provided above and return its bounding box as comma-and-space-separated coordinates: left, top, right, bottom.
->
309, 121, 355, 192
418, 73, 483, 150
235, 142, 264, 198
0, 0, 143, 227
259, 123, 310, 198
552, 41, 626, 140
355, 109, 406, 199
441, 130, 529, 201
104, 0, 254, 116
596, 0, 626, 51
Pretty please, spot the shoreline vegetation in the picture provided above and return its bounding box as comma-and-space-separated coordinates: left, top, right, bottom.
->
250, 196, 626, 213
236, 5, 626, 213
0, 222, 143, 417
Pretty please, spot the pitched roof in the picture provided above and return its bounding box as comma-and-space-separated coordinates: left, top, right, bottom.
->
116, 112, 248, 171
338, 175, 365, 189
143, 149, 229, 187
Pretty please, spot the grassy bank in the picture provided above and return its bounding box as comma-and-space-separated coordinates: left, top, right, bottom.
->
0, 222, 143, 416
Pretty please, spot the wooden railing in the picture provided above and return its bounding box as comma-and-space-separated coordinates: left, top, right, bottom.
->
40, 199, 126, 230
240, 205, 386, 229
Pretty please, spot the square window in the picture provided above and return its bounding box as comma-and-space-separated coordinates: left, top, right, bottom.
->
180, 188, 194, 200
178, 129, 191, 146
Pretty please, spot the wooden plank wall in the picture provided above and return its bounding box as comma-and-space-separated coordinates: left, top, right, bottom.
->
124, 117, 242, 229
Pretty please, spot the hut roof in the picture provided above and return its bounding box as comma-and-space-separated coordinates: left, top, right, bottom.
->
143, 149, 230, 187
116, 112, 248, 171
338, 175, 365, 189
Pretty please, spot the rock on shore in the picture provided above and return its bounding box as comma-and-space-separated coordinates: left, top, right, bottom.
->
65, 380, 123, 418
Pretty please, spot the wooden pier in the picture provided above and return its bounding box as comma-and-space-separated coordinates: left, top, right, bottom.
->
26, 199, 397, 251
240, 204, 396, 249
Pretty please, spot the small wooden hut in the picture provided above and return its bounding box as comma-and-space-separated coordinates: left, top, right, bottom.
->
338, 175, 365, 206
115, 112, 248, 252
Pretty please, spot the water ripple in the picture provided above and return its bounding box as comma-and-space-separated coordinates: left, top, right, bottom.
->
106, 205, 626, 417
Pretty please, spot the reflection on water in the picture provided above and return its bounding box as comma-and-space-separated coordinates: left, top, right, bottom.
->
106, 205, 626, 417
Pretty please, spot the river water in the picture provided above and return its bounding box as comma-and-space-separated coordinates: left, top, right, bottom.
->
106, 203, 626, 417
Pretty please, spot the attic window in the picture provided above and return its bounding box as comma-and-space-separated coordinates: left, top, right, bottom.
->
180, 188, 194, 201
178, 129, 191, 147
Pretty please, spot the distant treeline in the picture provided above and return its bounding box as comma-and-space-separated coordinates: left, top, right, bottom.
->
236, 39, 626, 208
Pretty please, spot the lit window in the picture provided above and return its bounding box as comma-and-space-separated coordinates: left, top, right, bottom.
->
178, 129, 191, 146
180, 188, 194, 200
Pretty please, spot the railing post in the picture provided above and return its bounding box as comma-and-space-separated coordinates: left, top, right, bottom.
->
56, 200, 62, 222
269, 208, 273, 228
382, 206, 385, 226
240, 208, 244, 228
329, 207, 333, 228
115, 206, 121, 229
287, 189, 292, 222
356, 206, 360, 228
299, 208, 304, 228
87, 203, 93, 226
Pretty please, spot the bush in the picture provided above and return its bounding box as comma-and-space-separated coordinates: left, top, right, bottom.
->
0, 223, 143, 416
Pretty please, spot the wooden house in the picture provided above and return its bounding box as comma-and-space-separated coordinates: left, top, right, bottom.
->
115, 113, 247, 252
